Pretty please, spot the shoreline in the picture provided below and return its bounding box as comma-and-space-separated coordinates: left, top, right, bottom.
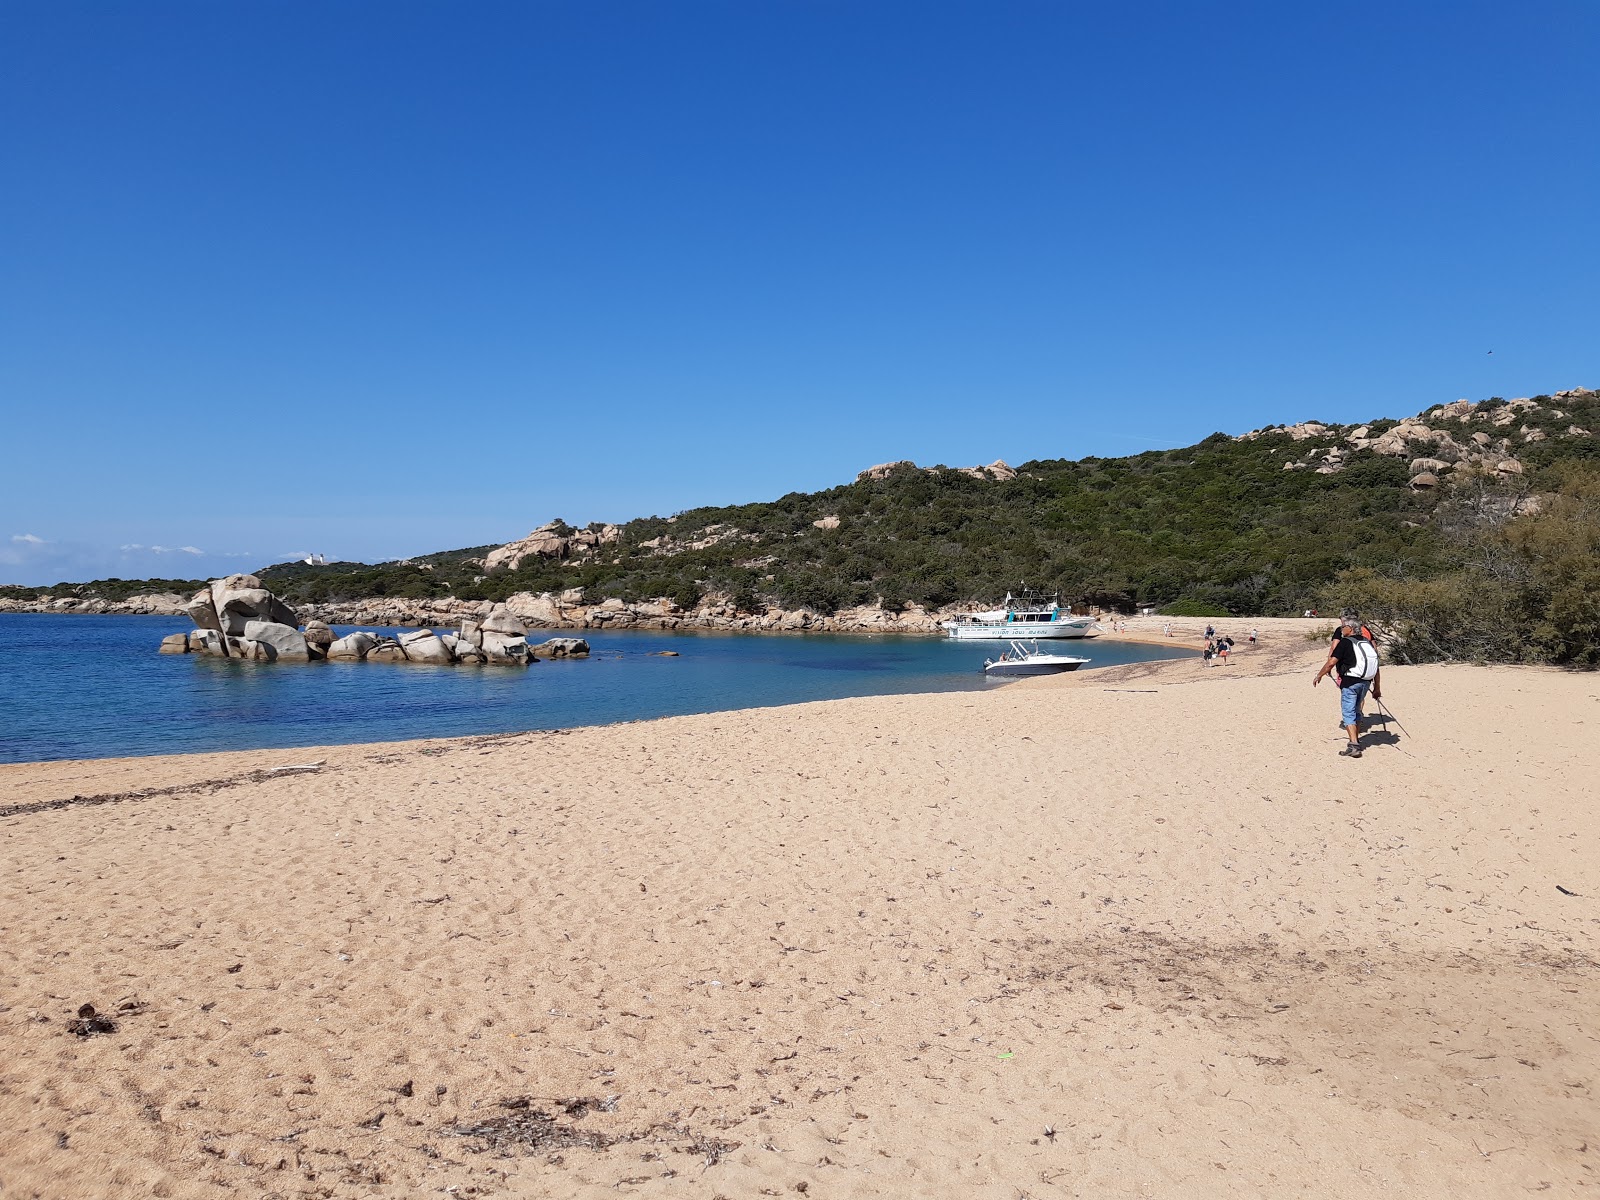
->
5, 644, 1591, 1197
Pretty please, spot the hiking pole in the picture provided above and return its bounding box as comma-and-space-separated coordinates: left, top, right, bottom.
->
1373, 695, 1411, 740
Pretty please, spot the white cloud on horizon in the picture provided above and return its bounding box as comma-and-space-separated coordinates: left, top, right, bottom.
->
1, 534, 263, 586
120, 542, 212, 556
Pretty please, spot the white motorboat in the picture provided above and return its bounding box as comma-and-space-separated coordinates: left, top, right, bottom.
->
983, 640, 1091, 676
943, 590, 1099, 640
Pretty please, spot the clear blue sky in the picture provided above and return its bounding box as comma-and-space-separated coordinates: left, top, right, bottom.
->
3, 1, 1596, 584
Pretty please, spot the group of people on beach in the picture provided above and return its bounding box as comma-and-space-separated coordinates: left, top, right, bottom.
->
1198, 623, 1258, 666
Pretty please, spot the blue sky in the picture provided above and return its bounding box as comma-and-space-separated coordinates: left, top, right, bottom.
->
3, 1, 1596, 584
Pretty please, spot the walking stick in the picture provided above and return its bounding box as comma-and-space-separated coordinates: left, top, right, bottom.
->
1372, 695, 1411, 740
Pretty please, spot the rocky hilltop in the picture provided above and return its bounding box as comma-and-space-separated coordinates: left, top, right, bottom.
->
1239, 389, 1593, 489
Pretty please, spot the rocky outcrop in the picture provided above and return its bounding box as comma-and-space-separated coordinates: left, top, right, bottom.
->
855, 459, 1017, 484
530, 637, 590, 659
327, 631, 378, 660
160, 577, 541, 667
480, 630, 532, 664
366, 640, 407, 663
397, 629, 452, 664
243, 620, 311, 662
0, 591, 191, 617
857, 460, 916, 482
209, 575, 298, 635
484, 522, 620, 572
1244, 390, 1596, 484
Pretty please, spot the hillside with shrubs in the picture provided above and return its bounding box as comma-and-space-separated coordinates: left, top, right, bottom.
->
8, 388, 1597, 664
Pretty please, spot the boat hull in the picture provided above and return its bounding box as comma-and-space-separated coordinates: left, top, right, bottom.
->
945, 618, 1098, 640
984, 658, 1087, 675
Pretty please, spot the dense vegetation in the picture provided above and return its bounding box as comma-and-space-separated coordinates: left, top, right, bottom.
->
0, 576, 207, 603
1327, 461, 1600, 666
10, 389, 1598, 666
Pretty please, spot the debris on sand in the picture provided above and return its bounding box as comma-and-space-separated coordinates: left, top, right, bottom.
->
447, 1099, 619, 1153
65, 1004, 117, 1037
445, 1096, 738, 1166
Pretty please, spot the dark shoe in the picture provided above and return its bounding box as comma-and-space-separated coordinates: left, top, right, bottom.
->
1339, 744, 1363, 759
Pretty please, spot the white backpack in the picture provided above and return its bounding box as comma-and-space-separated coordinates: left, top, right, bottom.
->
1345, 637, 1379, 682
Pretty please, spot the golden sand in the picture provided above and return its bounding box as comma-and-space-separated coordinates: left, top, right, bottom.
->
1, 635, 1595, 1198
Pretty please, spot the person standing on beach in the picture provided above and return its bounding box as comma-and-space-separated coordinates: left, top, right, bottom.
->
1314, 614, 1381, 758
1329, 611, 1380, 725
1249, 627, 1258, 645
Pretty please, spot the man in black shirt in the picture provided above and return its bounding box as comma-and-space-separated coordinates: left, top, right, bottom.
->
1313, 614, 1381, 758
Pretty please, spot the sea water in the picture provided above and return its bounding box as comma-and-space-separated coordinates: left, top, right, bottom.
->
0, 614, 1190, 763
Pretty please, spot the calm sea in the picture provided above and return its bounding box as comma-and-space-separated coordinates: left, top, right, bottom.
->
0, 614, 1189, 763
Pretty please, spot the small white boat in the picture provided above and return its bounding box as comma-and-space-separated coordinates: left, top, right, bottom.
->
983, 640, 1090, 676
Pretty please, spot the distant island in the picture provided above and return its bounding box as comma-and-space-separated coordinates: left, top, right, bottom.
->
6, 388, 1597, 666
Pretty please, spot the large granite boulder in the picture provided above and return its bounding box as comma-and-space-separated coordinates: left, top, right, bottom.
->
442, 633, 485, 664
303, 620, 335, 650
158, 632, 190, 654
209, 574, 298, 635
326, 631, 378, 660
530, 637, 590, 659
188, 628, 227, 657
365, 639, 407, 663
225, 636, 271, 660
480, 604, 528, 636
481, 630, 532, 664
398, 629, 452, 664
243, 620, 310, 662
183, 589, 223, 632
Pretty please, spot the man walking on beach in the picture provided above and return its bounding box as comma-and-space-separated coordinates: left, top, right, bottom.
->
1314, 614, 1380, 758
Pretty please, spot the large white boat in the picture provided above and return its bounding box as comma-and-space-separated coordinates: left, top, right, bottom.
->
942, 591, 1099, 640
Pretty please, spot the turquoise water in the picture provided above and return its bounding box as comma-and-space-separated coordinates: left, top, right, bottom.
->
0, 614, 1190, 763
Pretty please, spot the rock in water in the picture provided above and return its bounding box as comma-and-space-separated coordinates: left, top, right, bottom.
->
397, 629, 453, 664
530, 637, 590, 659
302, 620, 335, 658
243, 620, 311, 662
211, 574, 298, 635
183, 588, 223, 632
158, 633, 190, 654
326, 631, 378, 660
188, 628, 227, 657
480, 631, 533, 665
365, 639, 407, 663
441, 633, 485, 664
480, 604, 528, 637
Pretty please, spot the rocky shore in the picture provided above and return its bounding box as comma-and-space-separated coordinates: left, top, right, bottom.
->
1, 587, 958, 634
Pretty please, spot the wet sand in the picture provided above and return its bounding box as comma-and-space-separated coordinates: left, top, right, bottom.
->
1, 637, 1595, 1198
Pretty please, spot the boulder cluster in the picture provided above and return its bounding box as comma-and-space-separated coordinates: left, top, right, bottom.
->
484, 521, 620, 572
159, 575, 587, 665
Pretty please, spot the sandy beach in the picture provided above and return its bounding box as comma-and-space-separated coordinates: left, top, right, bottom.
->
2, 634, 1595, 1199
